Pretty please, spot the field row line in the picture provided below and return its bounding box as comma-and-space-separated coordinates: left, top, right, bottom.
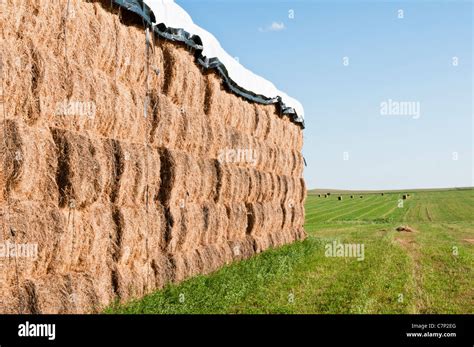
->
324, 198, 397, 222
305, 196, 380, 217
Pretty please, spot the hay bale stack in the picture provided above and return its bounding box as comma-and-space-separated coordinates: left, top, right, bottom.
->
113, 205, 169, 301
0, 199, 115, 313
0, 0, 306, 313
50, 129, 113, 208
0, 120, 58, 203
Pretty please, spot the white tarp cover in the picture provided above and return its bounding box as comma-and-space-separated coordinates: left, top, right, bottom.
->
145, 0, 305, 122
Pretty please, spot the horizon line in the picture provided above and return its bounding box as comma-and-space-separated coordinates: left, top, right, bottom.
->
308, 186, 474, 192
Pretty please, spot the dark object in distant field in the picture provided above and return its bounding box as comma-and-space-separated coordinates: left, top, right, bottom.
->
360, 196, 363, 198
338, 196, 342, 201
381, 193, 384, 196
403, 195, 408, 200
327, 193, 331, 196
396, 225, 415, 233
350, 195, 354, 199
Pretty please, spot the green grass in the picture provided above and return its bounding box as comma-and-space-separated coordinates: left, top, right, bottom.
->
106, 189, 474, 314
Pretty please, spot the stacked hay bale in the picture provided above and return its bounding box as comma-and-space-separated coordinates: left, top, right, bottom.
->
0, 0, 306, 313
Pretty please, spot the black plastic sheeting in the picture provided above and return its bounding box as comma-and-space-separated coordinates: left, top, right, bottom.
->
112, 0, 305, 128
113, 0, 155, 25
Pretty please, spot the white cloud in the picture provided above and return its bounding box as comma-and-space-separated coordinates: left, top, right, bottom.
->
258, 21, 286, 33
270, 22, 285, 31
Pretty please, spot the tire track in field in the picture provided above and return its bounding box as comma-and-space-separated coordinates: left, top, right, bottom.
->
380, 203, 400, 219
424, 206, 433, 222
402, 202, 418, 222
323, 198, 388, 222
319, 200, 384, 222
342, 201, 394, 220
305, 200, 362, 221
394, 230, 425, 314
305, 197, 372, 219
304, 200, 344, 213
306, 196, 379, 223
356, 199, 399, 220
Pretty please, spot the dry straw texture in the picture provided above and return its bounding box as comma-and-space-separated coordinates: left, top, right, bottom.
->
0, 0, 306, 313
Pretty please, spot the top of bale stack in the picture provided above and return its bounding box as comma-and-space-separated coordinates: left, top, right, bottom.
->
117, 0, 305, 127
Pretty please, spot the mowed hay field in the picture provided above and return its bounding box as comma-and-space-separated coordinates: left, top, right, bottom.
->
107, 189, 473, 314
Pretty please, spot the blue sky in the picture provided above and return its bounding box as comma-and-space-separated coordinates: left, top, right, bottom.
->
177, 0, 473, 190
